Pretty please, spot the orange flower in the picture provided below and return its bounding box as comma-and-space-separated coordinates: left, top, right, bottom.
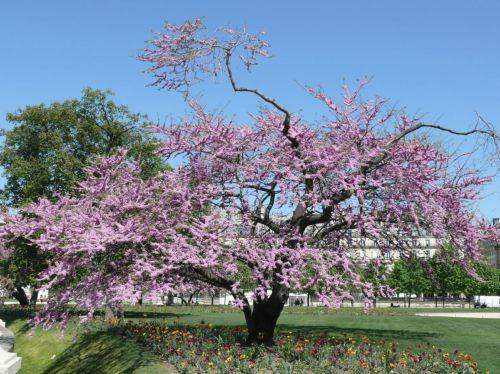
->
248, 361, 255, 369
359, 359, 368, 369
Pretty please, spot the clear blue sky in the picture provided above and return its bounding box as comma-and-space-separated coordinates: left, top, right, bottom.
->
1, 1, 498, 219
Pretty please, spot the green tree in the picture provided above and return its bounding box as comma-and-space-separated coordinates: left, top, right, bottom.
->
388, 259, 432, 307
428, 245, 499, 306
0, 88, 164, 307
463, 262, 500, 298
426, 258, 465, 307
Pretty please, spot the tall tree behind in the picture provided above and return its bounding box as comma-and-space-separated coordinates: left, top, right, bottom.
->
389, 259, 432, 307
0, 88, 163, 306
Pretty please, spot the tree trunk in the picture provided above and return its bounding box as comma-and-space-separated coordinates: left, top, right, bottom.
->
167, 293, 174, 305
29, 289, 38, 308
12, 286, 29, 307
243, 285, 289, 346
105, 306, 115, 320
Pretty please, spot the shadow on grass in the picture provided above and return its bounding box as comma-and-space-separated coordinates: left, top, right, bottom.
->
0, 306, 189, 322
0, 307, 33, 326
43, 329, 159, 374
123, 310, 190, 320
277, 324, 439, 341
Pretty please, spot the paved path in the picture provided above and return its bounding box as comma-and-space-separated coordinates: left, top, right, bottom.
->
415, 312, 500, 319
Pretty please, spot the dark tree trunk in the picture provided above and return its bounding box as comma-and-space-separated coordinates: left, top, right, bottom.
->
12, 286, 29, 307
180, 294, 195, 305
166, 293, 174, 305
243, 285, 289, 346
105, 306, 115, 320
105, 305, 124, 320
29, 289, 38, 308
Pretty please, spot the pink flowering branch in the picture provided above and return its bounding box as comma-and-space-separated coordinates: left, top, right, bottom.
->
0, 19, 496, 345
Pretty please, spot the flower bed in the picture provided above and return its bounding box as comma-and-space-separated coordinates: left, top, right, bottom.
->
116, 320, 482, 373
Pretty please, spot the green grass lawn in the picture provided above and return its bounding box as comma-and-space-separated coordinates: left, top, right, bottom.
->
1, 306, 499, 373
0, 309, 169, 373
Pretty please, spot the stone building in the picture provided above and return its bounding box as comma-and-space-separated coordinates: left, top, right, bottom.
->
483, 218, 499, 269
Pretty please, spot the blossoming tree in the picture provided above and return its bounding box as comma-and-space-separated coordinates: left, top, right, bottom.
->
0, 19, 498, 344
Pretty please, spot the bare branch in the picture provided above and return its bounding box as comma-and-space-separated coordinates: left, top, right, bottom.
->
224, 50, 298, 147
388, 121, 497, 148
362, 119, 498, 176
316, 219, 356, 240
251, 213, 280, 234
263, 182, 277, 222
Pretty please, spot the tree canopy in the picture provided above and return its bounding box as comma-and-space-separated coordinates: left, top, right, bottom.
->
0, 88, 164, 307
389, 247, 500, 300
0, 19, 498, 343
0, 87, 163, 207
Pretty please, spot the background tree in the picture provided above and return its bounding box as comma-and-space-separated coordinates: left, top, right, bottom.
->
0, 88, 164, 307
388, 259, 432, 307
470, 262, 500, 296
428, 246, 500, 306
388, 245, 500, 308
0, 19, 497, 344
428, 252, 467, 306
